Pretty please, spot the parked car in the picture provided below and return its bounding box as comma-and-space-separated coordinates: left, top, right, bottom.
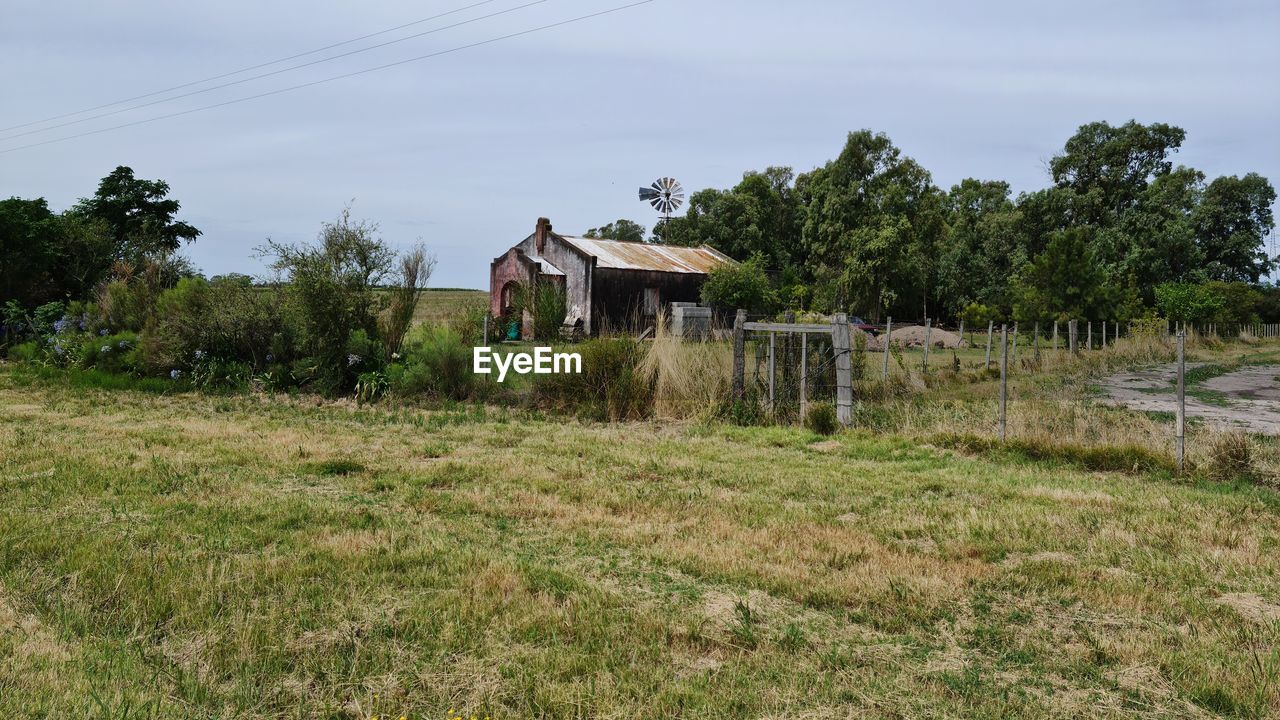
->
849, 316, 878, 335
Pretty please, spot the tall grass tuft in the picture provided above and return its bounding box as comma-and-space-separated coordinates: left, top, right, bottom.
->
639, 317, 733, 421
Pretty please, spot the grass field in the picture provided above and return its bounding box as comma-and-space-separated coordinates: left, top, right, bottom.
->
2, 364, 1279, 718
408, 289, 487, 327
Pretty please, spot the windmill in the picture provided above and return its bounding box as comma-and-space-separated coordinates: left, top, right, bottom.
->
638, 177, 685, 226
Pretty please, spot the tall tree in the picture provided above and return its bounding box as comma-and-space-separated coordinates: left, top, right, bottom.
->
936, 179, 1023, 317
73, 166, 201, 262
1050, 120, 1187, 225
1193, 173, 1277, 282
798, 131, 944, 320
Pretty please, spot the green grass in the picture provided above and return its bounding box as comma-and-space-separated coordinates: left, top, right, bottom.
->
2, 367, 1279, 718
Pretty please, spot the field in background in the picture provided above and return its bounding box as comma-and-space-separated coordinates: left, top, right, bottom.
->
2, 368, 1279, 718
400, 288, 487, 327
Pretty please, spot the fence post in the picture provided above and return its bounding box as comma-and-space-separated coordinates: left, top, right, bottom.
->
732, 309, 746, 399
1087, 321, 1092, 350
923, 318, 932, 373
1069, 320, 1078, 354
985, 321, 994, 369
882, 316, 892, 380
1033, 321, 1041, 363
832, 313, 853, 427
1053, 321, 1059, 352
999, 324, 1009, 442
768, 332, 777, 410
800, 332, 808, 420
1176, 330, 1186, 474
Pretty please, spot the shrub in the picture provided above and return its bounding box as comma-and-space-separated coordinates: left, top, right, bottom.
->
514, 281, 568, 340
805, 402, 840, 436
77, 332, 144, 375
262, 206, 395, 396
378, 244, 436, 357
143, 276, 295, 380
700, 254, 775, 313
388, 326, 474, 400
535, 337, 653, 421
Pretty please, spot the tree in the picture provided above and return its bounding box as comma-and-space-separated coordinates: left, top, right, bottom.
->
1012, 228, 1120, 322
0, 197, 114, 306
699, 255, 774, 313
936, 179, 1023, 317
797, 131, 944, 320
1050, 120, 1186, 224
584, 219, 646, 243
1154, 282, 1223, 324
661, 167, 803, 278
1193, 173, 1277, 282
73, 166, 201, 262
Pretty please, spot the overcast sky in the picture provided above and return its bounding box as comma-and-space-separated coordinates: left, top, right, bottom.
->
3, 0, 1277, 288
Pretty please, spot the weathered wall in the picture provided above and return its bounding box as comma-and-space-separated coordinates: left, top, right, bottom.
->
590, 268, 707, 332
489, 246, 536, 318
541, 235, 593, 333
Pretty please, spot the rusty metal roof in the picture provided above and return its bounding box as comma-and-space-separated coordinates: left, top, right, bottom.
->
558, 235, 734, 274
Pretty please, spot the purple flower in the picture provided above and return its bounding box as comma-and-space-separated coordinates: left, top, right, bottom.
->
170, 369, 182, 379
54, 344, 64, 356
117, 340, 130, 349
265, 353, 274, 363
193, 350, 206, 360
100, 345, 110, 353
99, 328, 109, 336
78, 318, 87, 331
347, 353, 362, 367
53, 318, 69, 333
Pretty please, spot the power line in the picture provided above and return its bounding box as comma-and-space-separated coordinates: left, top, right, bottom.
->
0, 0, 656, 155
0, 0, 506, 134
0, 0, 554, 142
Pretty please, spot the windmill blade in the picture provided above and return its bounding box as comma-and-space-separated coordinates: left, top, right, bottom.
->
639, 187, 659, 201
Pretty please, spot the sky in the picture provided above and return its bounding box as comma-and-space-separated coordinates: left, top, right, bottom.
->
2, 0, 1278, 289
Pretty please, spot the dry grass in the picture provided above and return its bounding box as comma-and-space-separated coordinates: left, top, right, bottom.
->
639, 319, 733, 421
1, 363, 1279, 717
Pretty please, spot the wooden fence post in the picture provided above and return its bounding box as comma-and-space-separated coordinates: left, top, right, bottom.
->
999, 324, 1009, 442
732, 309, 746, 399
768, 332, 776, 410
832, 313, 853, 426
1053, 321, 1059, 352
1176, 330, 1186, 474
1087, 321, 1092, 350
1033, 321, 1040, 363
985, 321, 994, 369
800, 332, 808, 420
922, 318, 932, 373
882, 316, 892, 380
1069, 320, 1078, 354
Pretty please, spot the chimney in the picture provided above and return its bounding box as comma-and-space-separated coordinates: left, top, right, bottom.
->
534, 217, 552, 254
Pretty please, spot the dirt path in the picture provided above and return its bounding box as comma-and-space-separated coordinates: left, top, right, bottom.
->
1097, 363, 1280, 435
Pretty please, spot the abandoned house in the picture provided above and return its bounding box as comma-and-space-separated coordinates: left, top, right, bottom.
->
490, 218, 735, 336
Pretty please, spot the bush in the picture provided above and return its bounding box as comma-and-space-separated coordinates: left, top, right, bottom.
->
388, 326, 474, 400
263, 207, 395, 396
77, 332, 144, 374
535, 337, 653, 421
143, 276, 295, 380
514, 281, 568, 340
700, 254, 775, 313
805, 402, 840, 436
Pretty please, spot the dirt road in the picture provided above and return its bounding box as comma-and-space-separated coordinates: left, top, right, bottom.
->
1097, 363, 1280, 435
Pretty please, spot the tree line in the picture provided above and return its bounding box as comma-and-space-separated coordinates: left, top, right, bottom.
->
591, 121, 1278, 325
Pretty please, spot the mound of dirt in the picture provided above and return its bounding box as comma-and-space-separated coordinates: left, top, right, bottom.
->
860, 325, 967, 350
